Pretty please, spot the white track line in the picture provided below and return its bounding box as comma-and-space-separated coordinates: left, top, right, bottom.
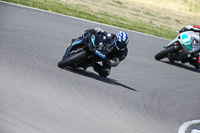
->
191, 129, 200, 133
178, 120, 200, 133
0, 0, 170, 41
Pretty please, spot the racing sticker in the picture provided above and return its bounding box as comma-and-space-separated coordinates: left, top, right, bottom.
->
182, 34, 193, 51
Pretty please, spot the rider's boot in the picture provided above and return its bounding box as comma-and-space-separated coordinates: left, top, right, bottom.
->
99, 68, 110, 78
93, 63, 110, 78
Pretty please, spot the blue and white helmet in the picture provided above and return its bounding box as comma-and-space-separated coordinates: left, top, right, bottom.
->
115, 31, 129, 50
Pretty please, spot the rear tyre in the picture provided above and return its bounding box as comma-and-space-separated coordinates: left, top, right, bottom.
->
155, 46, 176, 60
58, 50, 87, 68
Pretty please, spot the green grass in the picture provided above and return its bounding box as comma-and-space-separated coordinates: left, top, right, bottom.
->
1, 0, 179, 39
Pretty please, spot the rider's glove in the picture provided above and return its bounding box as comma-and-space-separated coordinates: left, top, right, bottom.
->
88, 28, 104, 34
86, 28, 97, 34
93, 27, 104, 33
82, 29, 95, 37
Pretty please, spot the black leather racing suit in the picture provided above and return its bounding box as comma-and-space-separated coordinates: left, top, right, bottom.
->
83, 28, 128, 77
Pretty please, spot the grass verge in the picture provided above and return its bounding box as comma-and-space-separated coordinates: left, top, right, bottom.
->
1, 0, 199, 39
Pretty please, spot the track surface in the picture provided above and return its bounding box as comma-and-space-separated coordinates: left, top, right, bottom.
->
0, 2, 199, 133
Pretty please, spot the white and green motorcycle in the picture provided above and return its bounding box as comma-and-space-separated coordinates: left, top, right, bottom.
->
155, 31, 200, 69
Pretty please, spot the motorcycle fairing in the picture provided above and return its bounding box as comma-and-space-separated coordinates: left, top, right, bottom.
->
62, 32, 115, 60
167, 36, 179, 47
167, 31, 195, 54
63, 38, 85, 60
181, 33, 193, 51
88, 33, 115, 59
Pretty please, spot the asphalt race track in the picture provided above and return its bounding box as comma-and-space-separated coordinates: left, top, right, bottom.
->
0, 2, 199, 133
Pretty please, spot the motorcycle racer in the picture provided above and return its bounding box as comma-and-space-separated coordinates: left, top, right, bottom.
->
179, 25, 200, 69
78, 27, 129, 77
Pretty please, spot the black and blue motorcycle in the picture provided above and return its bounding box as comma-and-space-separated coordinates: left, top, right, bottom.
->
58, 33, 114, 69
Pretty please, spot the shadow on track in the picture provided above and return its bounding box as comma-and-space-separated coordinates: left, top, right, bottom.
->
63, 67, 137, 92
161, 61, 200, 73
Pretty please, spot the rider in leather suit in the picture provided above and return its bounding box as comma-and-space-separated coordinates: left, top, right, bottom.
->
180, 25, 200, 69
81, 27, 129, 77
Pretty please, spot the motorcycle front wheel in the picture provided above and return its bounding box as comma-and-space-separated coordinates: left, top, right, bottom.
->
58, 49, 87, 68
155, 46, 176, 60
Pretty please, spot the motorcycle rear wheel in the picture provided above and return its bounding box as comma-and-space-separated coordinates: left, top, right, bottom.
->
58, 50, 87, 68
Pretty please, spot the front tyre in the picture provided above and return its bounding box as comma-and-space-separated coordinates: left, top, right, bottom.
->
58, 50, 87, 68
155, 46, 176, 60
